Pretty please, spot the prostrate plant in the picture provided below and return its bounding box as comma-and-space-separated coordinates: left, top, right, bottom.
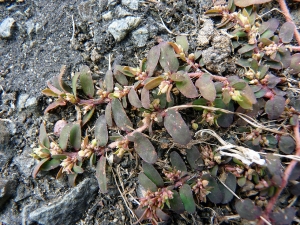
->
31, 1, 300, 224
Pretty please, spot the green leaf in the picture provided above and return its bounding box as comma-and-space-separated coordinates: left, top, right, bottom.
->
59, 124, 72, 150
195, 73, 216, 102
32, 158, 50, 178
104, 70, 114, 93
170, 151, 187, 172
111, 98, 133, 131
79, 65, 94, 98
176, 36, 189, 53
202, 174, 223, 204
169, 191, 185, 214
39, 123, 50, 149
159, 42, 179, 73
41, 158, 61, 171
72, 70, 81, 97
82, 107, 95, 126
144, 77, 164, 90
41, 88, 59, 97
51, 154, 67, 160
175, 72, 199, 98
95, 115, 108, 147
265, 96, 285, 120
132, 132, 157, 164
138, 173, 157, 192
70, 123, 81, 150
96, 156, 107, 193
142, 161, 164, 187
164, 109, 191, 145
237, 177, 246, 187
90, 153, 96, 166
220, 173, 236, 204
238, 44, 256, 55
105, 102, 113, 127
279, 135, 295, 154
146, 45, 161, 77
235, 199, 262, 220
73, 164, 84, 174
128, 88, 142, 108
179, 184, 195, 213
279, 22, 295, 43
215, 99, 234, 128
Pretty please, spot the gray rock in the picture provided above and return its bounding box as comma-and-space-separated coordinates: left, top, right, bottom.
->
17, 94, 29, 110
25, 97, 37, 108
29, 178, 99, 225
115, 6, 133, 18
25, 20, 35, 36
78, 1, 100, 22
197, 19, 214, 46
107, 0, 118, 7
0, 18, 15, 38
0, 121, 12, 170
0, 178, 17, 207
13, 147, 35, 177
102, 11, 113, 21
121, 0, 139, 10
132, 26, 148, 47
108, 16, 141, 42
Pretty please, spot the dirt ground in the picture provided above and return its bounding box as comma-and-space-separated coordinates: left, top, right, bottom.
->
0, 0, 300, 225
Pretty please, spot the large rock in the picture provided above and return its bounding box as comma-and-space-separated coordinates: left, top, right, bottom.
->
0, 179, 17, 208
108, 16, 141, 42
29, 178, 98, 225
0, 18, 15, 38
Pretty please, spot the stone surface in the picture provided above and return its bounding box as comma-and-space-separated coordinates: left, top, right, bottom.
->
29, 178, 98, 225
102, 11, 112, 21
0, 178, 17, 207
132, 26, 148, 47
25, 97, 37, 108
17, 94, 29, 110
108, 16, 141, 42
197, 19, 214, 46
121, 0, 139, 10
12, 147, 35, 177
0, 17, 15, 38
115, 6, 132, 18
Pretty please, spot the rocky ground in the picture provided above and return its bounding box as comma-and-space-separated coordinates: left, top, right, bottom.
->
0, 0, 300, 225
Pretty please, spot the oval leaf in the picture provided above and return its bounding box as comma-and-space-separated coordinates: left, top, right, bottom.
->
72, 70, 81, 97
279, 22, 295, 43
111, 98, 133, 131
105, 102, 113, 127
104, 70, 114, 93
170, 151, 187, 172
159, 42, 179, 73
39, 123, 50, 149
169, 191, 185, 214
195, 73, 216, 102
265, 96, 285, 120
164, 109, 191, 145
220, 173, 236, 204
142, 161, 164, 187
41, 159, 61, 171
59, 124, 72, 150
202, 174, 223, 204
176, 36, 189, 53
70, 123, 81, 150
278, 135, 296, 154
179, 184, 196, 213
82, 107, 95, 126
141, 87, 150, 109
96, 156, 107, 193
146, 45, 161, 77
95, 115, 108, 147
133, 132, 157, 164
138, 173, 157, 192
144, 77, 164, 90
79, 65, 94, 98
128, 88, 142, 108
32, 158, 50, 178
235, 198, 262, 220
176, 72, 199, 98
234, 0, 272, 7
290, 53, 300, 74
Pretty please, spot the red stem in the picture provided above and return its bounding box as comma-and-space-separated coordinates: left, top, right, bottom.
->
188, 72, 227, 82
257, 120, 300, 224
278, 0, 300, 46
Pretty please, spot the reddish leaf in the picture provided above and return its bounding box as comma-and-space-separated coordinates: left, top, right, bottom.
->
111, 98, 133, 131
96, 156, 107, 193
133, 132, 157, 164
179, 184, 195, 213
186, 146, 203, 170
44, 98, 66, 114
39, 123, 50, 149
113, 69, 128, 86
234, 0, 272, 8
32, 158, 50, 178
195, 73, 216, 102
142, 161, 164, 187
79, 65, 94, 98
138, 173, 157, 192
164, 109, 191, 145
176, 72, 199, 98
54, 120, 67, 137
235, 199, 262, 220
95, 115, 108, 147
265, 96, 285, 119
170, 151, 187, 172
105, 103, 113, 126
141, 87, 150, 109
159, 42, 179, 73
146, 45, 160, 77
128, 88, 142, 108
290, 53, 300, 74
278, 135, 295, 154
104, 70, 114, 93
270, 208, 296, 225
70, 123, 81, 150
279, 22, 295, 43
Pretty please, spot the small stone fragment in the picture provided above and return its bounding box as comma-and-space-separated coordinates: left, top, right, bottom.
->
108, 16, 141, 42
102, 11, 113, 21
115, 6, 132, 18
121, 0, 139, 10
132, 26, 148, 47
25, 97, 37, 108
0, 18, 15, 38
17, 94, 29, 110
197, 19, 214, 46
90, 49, 101, 63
